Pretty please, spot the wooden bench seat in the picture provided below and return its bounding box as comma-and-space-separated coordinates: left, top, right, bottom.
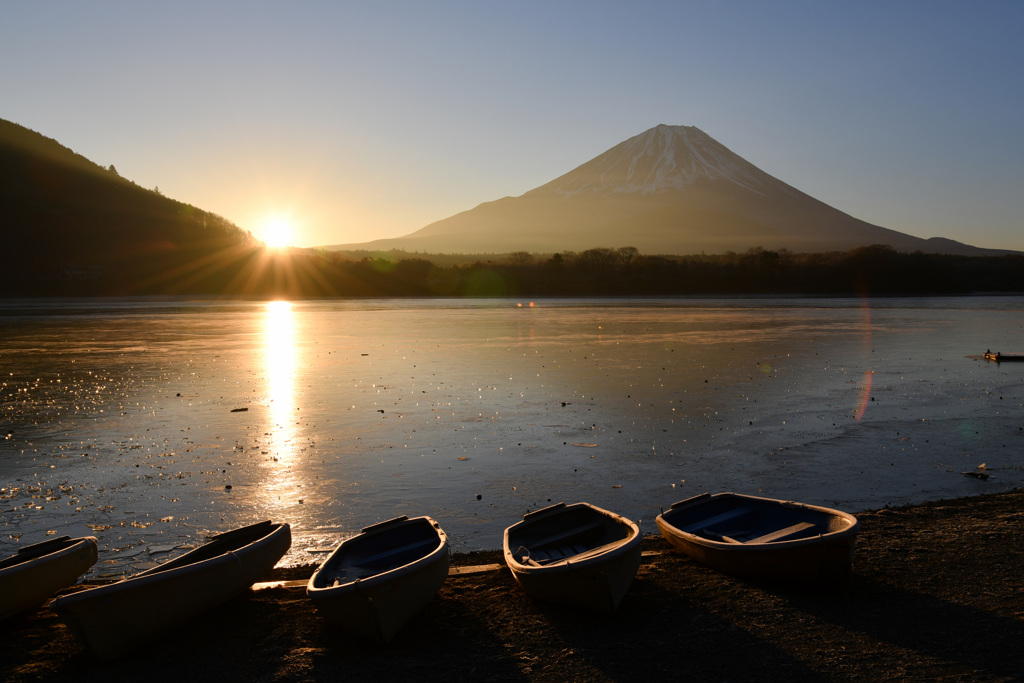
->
748, 522, 816, 544
357, 537, 437, 566
530, 521, 605, 550
682, 507, 753, 534
524, 544, 589, 565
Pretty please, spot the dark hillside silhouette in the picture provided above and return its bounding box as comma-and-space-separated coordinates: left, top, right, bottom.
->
1, 119, 260, 296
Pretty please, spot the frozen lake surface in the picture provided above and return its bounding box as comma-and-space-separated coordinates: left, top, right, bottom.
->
2, 296, 1022, 576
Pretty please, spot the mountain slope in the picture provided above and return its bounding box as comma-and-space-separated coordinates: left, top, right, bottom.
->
1, 118, 259, 295
330, 124, 993, 256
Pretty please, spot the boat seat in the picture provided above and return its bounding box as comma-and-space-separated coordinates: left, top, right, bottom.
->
564, 538, 631, 563
748, 522, 817, 544
522, 543, 589, 566
701, 531, 743, 544
357, 537, 437, 567
530, 521, 605, 551
682, 507, 753, 533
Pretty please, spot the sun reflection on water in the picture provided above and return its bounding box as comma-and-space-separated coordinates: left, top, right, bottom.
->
261, 301, 304, 517
265, 301, 296, 454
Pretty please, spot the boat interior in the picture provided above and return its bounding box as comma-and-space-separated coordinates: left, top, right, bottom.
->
665, 498, 845, 545
135, 520, 278, 577
314, 518, 442, 587
509, 505, 633, 567
0, 536, 78, 570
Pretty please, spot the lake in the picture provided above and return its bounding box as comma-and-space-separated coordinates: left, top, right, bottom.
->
2, 296, 1022, 576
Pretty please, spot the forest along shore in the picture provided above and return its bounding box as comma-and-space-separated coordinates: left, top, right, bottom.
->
2, 489, 1023, 682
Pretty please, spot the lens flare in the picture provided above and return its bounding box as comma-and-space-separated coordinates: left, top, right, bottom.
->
855, 370, 874, 420
855, 299, 874, 420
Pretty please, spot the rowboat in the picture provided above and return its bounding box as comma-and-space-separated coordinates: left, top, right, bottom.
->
0, 535, 98, 620
50, 520, 290, 658
984, 350, 1024, 362
307, 515, 449, 643
503, 502, 642, 613
656, 492, 859, 584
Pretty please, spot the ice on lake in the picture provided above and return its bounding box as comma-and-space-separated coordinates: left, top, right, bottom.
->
2, 296, 1022, 574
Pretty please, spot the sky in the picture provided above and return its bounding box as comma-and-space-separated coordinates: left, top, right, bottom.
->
2, 1, 1023, 251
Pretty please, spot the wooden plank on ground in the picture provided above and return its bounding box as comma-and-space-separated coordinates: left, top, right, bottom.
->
250, 550, 670, 590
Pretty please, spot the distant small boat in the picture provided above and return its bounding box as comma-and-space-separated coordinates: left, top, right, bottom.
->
0, 535, 98, 620
503, 502, 642, 614
307, 515, 449, 643
656, 492, 859, 584
984, 350, 1024, 362
50, 520, 290, 658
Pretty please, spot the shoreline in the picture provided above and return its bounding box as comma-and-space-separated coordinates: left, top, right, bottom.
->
3, 488, 1022, 682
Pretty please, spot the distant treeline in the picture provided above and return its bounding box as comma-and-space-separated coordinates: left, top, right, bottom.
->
306, 245, 1024, 298
8, 242, 1024, 299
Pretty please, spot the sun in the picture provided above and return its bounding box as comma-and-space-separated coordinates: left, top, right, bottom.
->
261, 218, 294, 249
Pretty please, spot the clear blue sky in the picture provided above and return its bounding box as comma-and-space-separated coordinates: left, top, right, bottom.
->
3, 1, 1022, 250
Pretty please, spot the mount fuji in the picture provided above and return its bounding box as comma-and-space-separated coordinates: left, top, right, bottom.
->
331, 125, 991, 256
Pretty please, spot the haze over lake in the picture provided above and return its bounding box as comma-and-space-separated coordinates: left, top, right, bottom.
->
2, 297, 1022, 577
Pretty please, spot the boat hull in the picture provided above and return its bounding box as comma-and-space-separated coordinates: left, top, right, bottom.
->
307, 516, 449, 643
985, 351, 1024, 362
50, 521, 290, 658
656, 492, 858, 584
503, 502, 641, 614
0, 536, 98, 620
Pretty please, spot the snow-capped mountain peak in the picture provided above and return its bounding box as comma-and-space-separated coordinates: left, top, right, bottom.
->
532, 124, 782, 197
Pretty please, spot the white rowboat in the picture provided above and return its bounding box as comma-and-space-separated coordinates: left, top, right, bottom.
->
503, 502, 641, 614
50, 520, 290, 658
656, 492, 859, 584
307, 515, 449, 643
0, 536, 98, 620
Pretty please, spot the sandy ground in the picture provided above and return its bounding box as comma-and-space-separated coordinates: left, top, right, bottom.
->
2, 489, 1022, 682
